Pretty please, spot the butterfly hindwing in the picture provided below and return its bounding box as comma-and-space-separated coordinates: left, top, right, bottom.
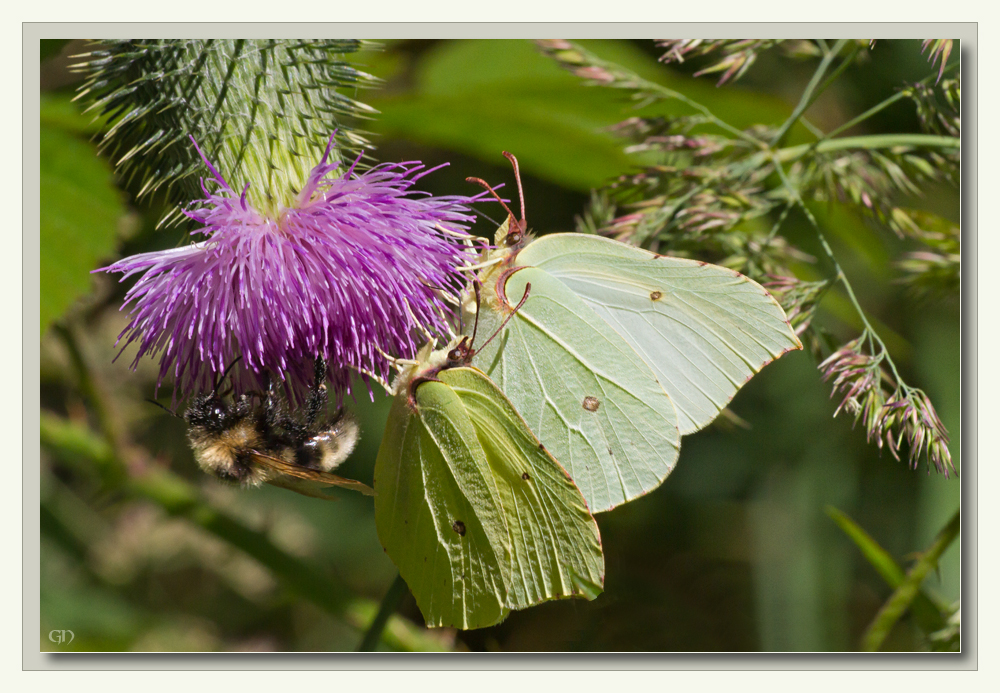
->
375, 380, 511, 630
440, 367, 604, 608
373, 363, 604, 629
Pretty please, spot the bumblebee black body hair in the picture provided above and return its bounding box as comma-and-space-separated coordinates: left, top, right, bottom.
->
183, 358, 361, 490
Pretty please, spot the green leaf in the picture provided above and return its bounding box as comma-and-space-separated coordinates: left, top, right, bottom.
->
369, 40, 819, 192
374, 356, 604, 629
40, 123, 124, 337
371, 40, 636, 191
41, 92, 105, 135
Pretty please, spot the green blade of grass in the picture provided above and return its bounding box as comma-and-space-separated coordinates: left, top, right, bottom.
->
859, 509, 960, 651
826, 506, 948, 637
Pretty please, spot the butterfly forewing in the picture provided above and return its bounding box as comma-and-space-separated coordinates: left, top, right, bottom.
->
517, 234, 803, 435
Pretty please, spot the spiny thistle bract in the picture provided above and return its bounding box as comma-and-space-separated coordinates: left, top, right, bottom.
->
74, 39, 380, 224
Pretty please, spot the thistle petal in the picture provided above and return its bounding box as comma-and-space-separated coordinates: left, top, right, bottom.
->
97, 146, 482, 406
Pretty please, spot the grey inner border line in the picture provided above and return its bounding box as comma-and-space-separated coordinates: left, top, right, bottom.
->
24, 22, 977, 671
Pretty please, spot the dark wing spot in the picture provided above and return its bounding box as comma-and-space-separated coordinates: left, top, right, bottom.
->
649, 290, 663, 301
538, 442, 545, 451
583, 396, 600, 412
521, 472, 531, 481
452, 520, 467, 536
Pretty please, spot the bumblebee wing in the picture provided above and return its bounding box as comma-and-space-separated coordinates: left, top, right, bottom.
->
267, 475, 365, 501
250, 450, 375, 497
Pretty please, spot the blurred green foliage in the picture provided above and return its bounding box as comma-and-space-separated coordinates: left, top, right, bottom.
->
40, 95, 123, 337
39, 39, 960, 652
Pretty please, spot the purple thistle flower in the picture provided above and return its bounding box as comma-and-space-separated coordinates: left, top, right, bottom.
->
97, 137, 482, 405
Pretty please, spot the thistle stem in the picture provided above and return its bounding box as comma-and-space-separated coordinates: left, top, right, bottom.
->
52, 322, 128, 482
357, 573, 410, 652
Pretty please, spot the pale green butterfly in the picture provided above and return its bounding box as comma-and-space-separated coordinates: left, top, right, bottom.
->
463, 153, 803, 513
373, 320, 605, 630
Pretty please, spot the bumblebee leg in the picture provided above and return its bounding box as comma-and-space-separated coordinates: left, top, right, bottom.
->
304, 357, 329, 426
213, 356, 243, 395
261, 372, 285, 431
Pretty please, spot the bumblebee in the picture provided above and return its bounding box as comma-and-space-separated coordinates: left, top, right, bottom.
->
183, 358, 371, 497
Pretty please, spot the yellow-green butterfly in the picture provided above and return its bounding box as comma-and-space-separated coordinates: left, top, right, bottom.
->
464, 153, 802, 513
373, 325, 604, 630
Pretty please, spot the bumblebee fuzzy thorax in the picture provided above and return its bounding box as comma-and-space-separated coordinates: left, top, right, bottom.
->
185, 394, 272, 486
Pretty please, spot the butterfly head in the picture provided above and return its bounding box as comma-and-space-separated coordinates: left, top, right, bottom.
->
467, 151, 530, 252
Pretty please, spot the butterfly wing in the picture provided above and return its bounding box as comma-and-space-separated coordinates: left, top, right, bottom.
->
374, 381, 512, 630
373, 364, 606, 628
442, 366, 604, 608
472, 266, 680, 514
517, 233, 803, 435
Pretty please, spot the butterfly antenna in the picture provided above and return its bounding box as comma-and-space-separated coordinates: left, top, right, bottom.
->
475, 281, 532, 356
469, 278, 482, 349
466, 177, 517, 222
501, 151, 526, 226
